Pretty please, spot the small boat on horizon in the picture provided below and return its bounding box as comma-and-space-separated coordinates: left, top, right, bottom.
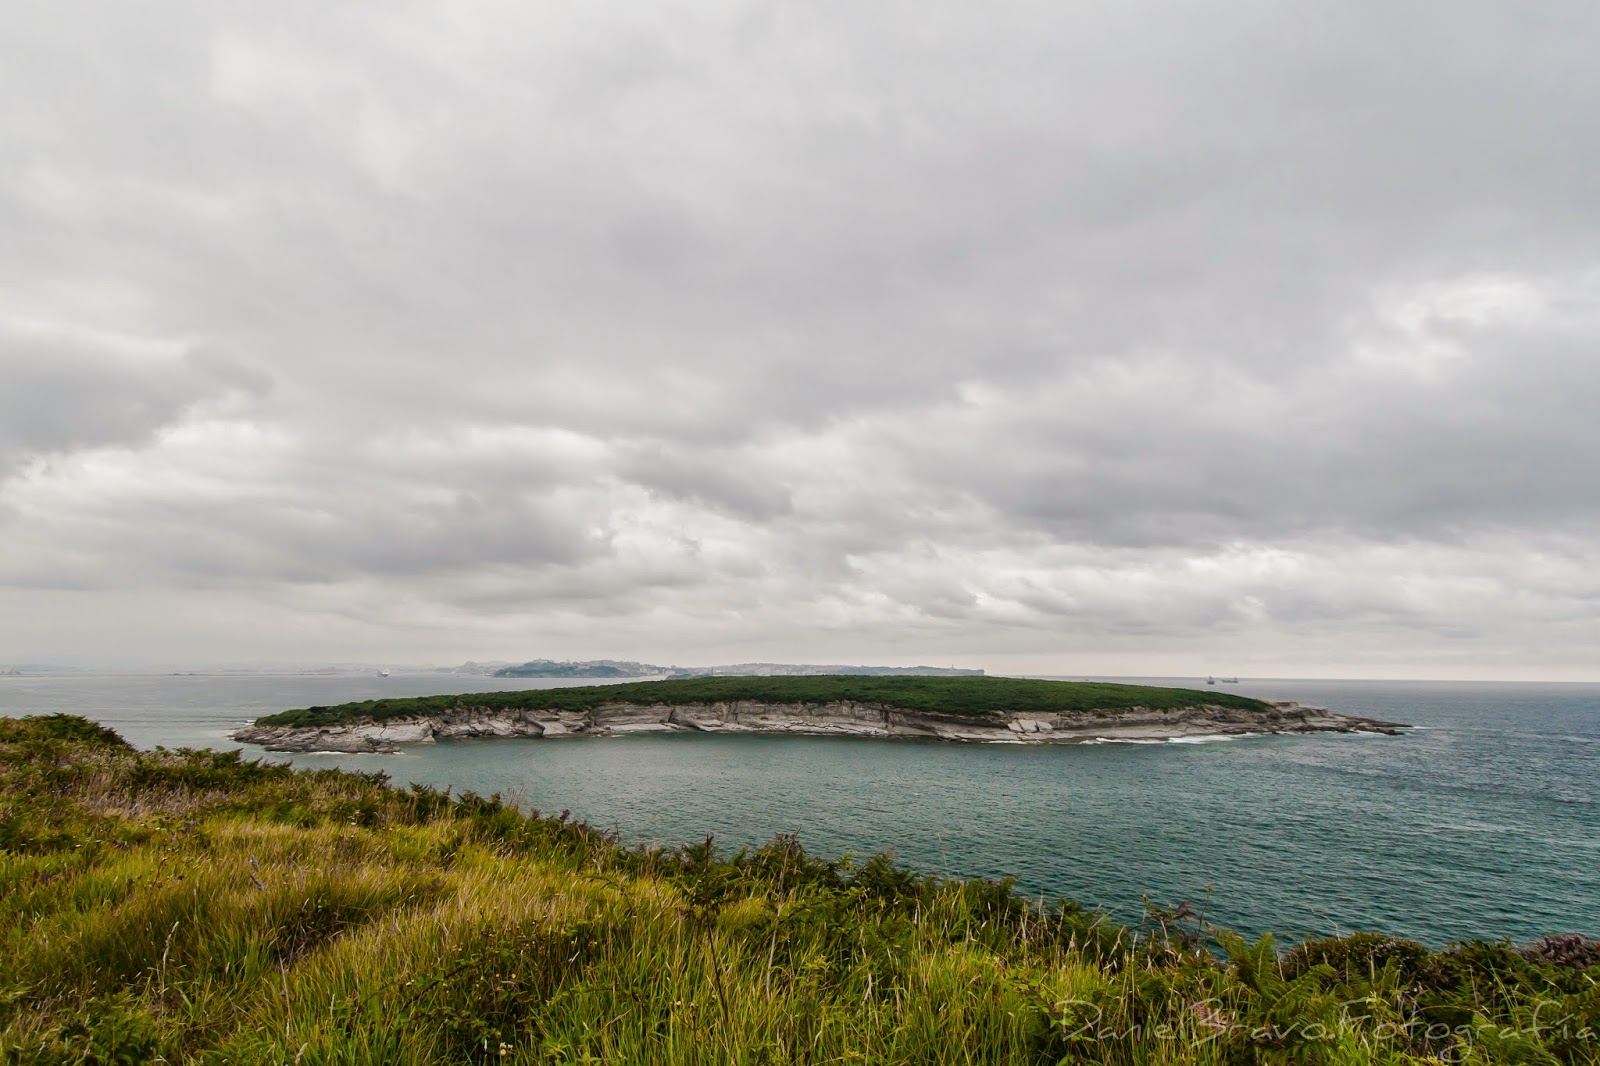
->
377, 669, 391, 678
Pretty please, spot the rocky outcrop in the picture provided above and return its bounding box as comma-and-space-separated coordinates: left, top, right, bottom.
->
230, 699, 1404, 753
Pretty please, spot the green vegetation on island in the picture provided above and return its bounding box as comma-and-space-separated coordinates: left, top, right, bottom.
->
491, 660, 988, 679
3, 714, 1596, 1064
254, 675, 1270, 730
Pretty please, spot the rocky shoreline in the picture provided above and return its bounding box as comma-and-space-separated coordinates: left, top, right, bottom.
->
231, 699, 1404, 753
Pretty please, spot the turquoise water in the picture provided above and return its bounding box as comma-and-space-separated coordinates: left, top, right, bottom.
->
2, 674, 1595, 946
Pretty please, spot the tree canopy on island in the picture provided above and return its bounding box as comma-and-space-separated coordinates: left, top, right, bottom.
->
254, 675, 1269, 729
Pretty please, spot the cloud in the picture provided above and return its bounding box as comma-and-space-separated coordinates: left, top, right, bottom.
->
0, 313, 267, 477
1, 0, 1598, 676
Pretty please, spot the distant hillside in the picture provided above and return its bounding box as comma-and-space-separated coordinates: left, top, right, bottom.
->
493, 659, 664, 678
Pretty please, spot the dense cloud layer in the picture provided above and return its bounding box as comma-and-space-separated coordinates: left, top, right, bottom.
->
3, 1, 1597, 677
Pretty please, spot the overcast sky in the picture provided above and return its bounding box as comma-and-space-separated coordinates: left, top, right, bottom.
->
2, 1, 1597, 679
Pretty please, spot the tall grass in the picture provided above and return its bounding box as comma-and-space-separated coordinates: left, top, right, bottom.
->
2, 714, 1595, 1064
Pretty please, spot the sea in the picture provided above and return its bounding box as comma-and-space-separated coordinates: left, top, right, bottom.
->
2, 673, 1595, 947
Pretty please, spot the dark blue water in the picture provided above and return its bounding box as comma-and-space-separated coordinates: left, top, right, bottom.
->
2, 673, 1595, 946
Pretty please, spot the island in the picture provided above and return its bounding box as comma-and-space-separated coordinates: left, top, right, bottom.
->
231, 675, 1404, 753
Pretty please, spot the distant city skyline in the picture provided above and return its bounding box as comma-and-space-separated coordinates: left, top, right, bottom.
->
3, 3, 1597, 682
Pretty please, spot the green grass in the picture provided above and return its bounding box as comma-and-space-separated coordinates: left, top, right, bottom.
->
2, 714, 1596, 1065
254, 675, 1270, 729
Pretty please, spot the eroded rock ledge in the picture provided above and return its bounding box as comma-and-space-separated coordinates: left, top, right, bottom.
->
231, 700, 1404, 753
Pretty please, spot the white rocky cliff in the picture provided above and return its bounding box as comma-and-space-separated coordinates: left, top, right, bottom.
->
231, 700, 1403, 753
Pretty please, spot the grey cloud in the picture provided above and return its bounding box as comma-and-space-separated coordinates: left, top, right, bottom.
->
0, 319, 263, 475
618, 444, 794, 521
884, 298, 1600, 551
2, 0, 1598, 675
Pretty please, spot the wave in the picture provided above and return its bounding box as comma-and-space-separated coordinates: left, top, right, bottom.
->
1170, 733, 1256, 744
1084, 733, 1257, 745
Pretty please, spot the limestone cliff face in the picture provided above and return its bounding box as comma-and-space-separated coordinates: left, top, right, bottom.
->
230, 699, 1402, 753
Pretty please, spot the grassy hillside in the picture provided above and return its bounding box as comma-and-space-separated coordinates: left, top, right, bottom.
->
254, 675, 1269, 729
2, 715, 1596, 1064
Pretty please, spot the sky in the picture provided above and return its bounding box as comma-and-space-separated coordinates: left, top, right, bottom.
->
2, 1, 1597, 680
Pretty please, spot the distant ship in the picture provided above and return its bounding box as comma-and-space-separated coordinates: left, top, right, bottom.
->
1205, 675, 1240, 685
377, 669, 391, 678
